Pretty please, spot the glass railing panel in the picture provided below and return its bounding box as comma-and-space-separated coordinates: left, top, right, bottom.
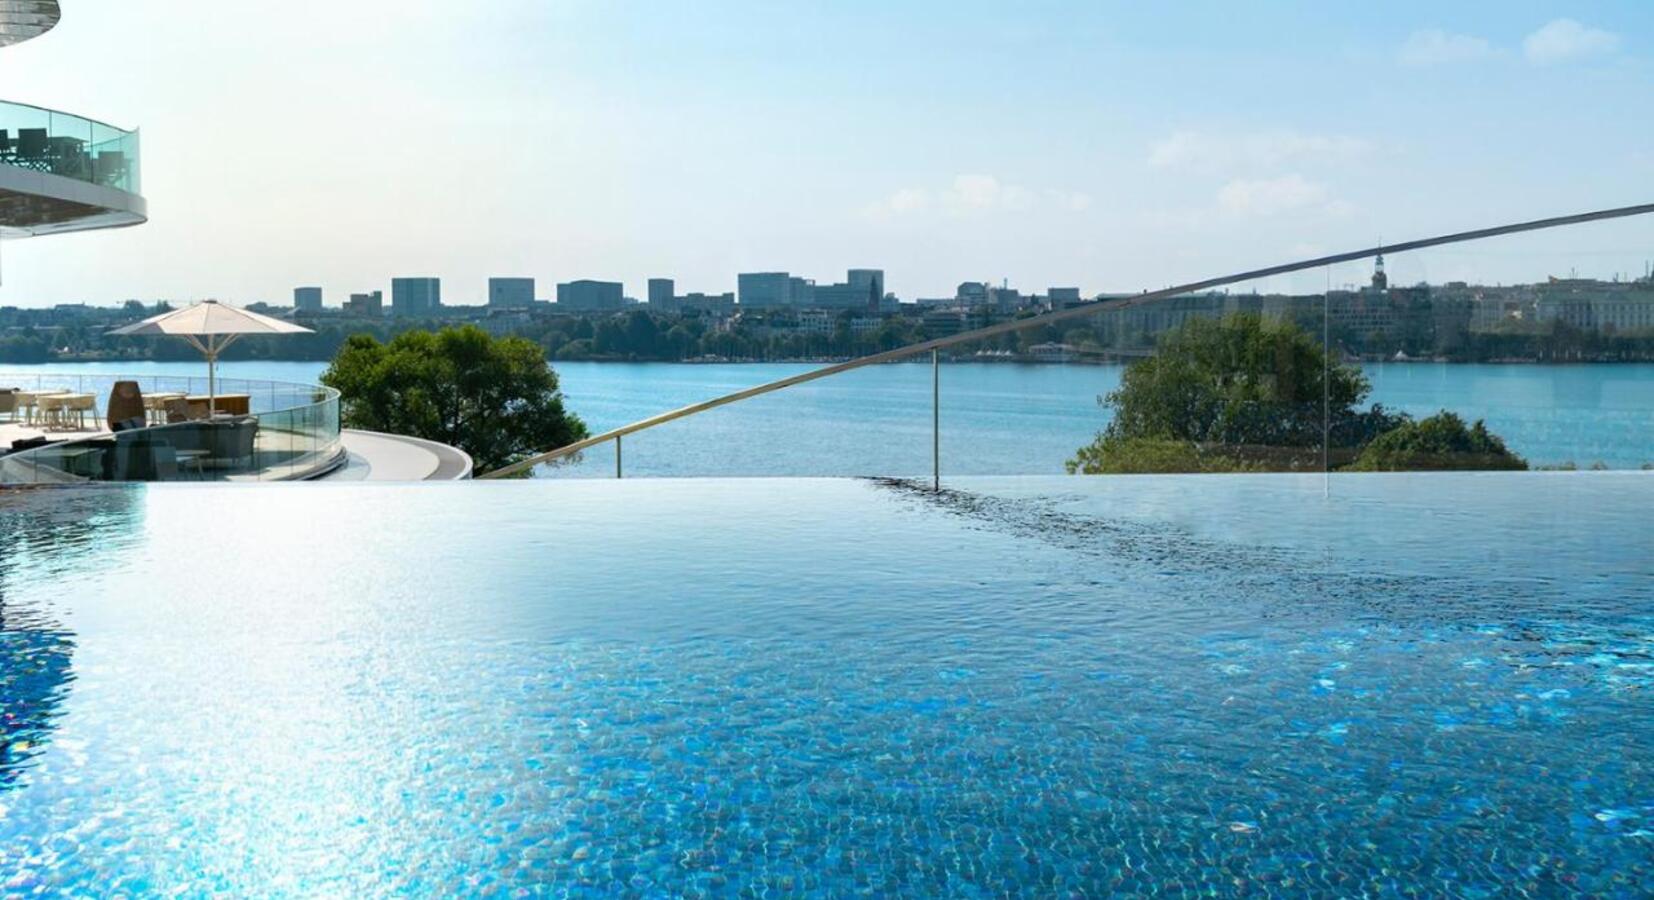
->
549, 361, 944, 479
0, 374, 342, 484
916, 270, 1338, 480
1323, 217, 1654, 473
251, 406, 287, 481
0, 101, 52, 176
0, 100, 140, 194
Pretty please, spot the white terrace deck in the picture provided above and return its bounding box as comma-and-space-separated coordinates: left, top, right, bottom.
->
2, 420, 468, 483
0, 419, 106, 448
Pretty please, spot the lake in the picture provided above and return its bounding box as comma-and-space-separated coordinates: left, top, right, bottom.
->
5, 360, 1652, 475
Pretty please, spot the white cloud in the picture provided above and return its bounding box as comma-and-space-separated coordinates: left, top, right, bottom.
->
881, 187, 930, 215
1215, 175, 1337, 217
1523, 19, 1620, 65
1147, 174, 1352, 229
865, 175, 1091, 219
1148, 130, 1370, 173
1398, 29, 1496, 66
1047, 189, 1094, 212
946, 174, 1033, 212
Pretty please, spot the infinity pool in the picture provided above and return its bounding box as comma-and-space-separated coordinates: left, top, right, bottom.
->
2, 475, 1652, 895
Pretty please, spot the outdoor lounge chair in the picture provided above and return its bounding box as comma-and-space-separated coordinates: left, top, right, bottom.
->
106, 381, 145, 430
15, 128, 48, 169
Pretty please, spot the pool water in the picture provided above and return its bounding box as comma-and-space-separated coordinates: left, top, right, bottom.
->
1, 474, 1651, 895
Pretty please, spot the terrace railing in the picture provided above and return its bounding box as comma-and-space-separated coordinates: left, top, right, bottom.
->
483, 203, 1654, 482
0, 374, 341, 484
0, 98, 141, 195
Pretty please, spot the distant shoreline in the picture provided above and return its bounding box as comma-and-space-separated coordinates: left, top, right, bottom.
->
13, 355, 1654, 367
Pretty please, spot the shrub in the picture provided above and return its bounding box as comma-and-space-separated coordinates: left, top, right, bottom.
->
1066, 436, 1263, 474
1349, 412, 1527, 471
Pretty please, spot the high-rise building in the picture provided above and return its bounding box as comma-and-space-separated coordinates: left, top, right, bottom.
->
488, 277, 534, 309
680, 292, 736, 314
956, 282, 989, 306
648, 278, 675, 308
345, 291, 384, 317
789, 277, 815, 308
814, 269, 885, 310
391, 277, 441, 316
739, 272, 794, 308
557, 279, 624, 311
294, 286, 323, 312
848, 269, 885, 305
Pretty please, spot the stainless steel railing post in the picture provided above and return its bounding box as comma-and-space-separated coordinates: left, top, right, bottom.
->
615, 435, 622, 479
932, 349, 940, 492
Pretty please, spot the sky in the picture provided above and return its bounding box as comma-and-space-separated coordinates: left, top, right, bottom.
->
0, 0, 1651, 308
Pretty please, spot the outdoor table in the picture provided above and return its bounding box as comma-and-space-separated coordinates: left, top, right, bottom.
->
16, 389, 69, 425
39, 393, 95, 430
186, 394, 250, 417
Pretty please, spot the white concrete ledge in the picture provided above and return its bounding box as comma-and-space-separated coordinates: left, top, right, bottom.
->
326, 429, 472, 481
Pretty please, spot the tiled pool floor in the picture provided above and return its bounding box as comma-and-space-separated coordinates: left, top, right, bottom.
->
1, 474, 1651, 895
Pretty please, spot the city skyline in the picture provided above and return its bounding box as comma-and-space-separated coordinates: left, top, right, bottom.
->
0, 0, 1651, 308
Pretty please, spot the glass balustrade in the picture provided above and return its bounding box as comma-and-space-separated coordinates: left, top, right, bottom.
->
505, 211, 1654, 484
0, 375, 340, 484
0, 98, 141, 194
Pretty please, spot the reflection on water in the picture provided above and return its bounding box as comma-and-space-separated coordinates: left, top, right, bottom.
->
0, 489, 142, 791
0, 477, 1648, 894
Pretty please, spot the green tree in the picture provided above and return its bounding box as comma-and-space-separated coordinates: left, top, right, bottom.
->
1349, 412, 1527, 471
623, 309, 660, 357
1069, 313, 1419, 473
321, 325, 587, 474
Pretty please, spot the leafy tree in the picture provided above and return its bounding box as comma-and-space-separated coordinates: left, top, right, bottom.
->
321, 325, 587, 473
623, 309, 660, 357
1069, 313, 1508, 474
1349, 412, 1527, 471
0, 334, 48, 364
1066, 436, 1263, 474
1072, 314, 1372, 473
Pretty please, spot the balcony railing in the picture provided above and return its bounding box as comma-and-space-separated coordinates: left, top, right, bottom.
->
0, 374, 340, 484
0, 98, 140, 195
485, 203, 1654, 482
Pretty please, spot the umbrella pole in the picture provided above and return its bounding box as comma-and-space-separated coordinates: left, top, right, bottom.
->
207, 334, 217, 417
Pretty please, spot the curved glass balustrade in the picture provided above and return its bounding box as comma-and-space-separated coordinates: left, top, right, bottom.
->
0, 374, 340, 484
0, 99, 140, 195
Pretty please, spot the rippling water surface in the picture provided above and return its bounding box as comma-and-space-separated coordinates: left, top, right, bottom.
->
0, 474, 1651, 895
9, 360, 1654, 472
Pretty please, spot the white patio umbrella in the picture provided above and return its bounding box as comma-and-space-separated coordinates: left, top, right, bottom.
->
109, 300, 313, 414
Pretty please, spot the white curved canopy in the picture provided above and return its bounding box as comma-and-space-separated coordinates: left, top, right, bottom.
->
109, 300, 311, 411
109, 299, 311, 337
0, 0, 60, 48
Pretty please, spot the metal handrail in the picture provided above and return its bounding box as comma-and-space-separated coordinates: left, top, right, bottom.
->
481, 202, 1654, 479
0, 96, 138, 139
